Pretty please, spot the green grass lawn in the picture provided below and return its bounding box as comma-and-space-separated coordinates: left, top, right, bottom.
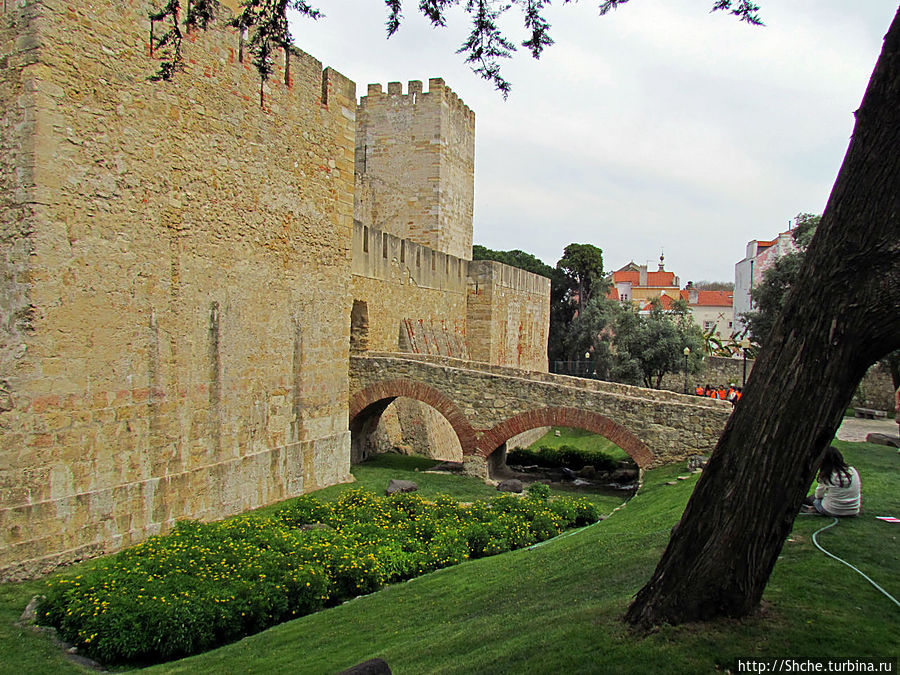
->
2, 441, 898, 674
527, 426, 631, 462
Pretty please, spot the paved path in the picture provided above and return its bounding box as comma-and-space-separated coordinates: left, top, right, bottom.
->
835, 416, 899, 442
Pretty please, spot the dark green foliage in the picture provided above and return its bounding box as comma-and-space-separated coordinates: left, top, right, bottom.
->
38, 488, 599, 666
472, 245, 553, 278
612, 298, 704, 389
556, 243, 608, 315
148, 0, 217, 81
507, 444, 619, 472
37, 520, 329, 664
148, 0, 184, 81
562, 294, 704, 388
386, 0, 762, 93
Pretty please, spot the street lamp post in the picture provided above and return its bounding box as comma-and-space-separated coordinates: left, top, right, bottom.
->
683, 347, 691, 394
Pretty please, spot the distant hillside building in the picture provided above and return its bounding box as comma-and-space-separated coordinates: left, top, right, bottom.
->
681, 285, 734, 337
609, 259, 733, 337
733, 231, 798, 332
608, 257, 681, 304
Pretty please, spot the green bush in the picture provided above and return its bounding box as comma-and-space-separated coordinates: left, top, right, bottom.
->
507, 444, 618, 472
526, 482, 552, 500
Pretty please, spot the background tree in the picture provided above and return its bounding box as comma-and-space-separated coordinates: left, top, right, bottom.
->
626, 8, 900, 627
877, 350, 900, 391
472, 245, 553, 277
563, 295, 619, 373
556, 243, 608, 316
612, 299, 704, 389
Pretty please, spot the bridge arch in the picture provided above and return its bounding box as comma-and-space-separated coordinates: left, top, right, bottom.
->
348, 379, 478, 460
476, 406, 656, 469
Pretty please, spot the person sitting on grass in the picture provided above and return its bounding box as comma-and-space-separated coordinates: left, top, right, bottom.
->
803, 445, 861, 517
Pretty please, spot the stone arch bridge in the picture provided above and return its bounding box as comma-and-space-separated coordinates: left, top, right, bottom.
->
349, 353, 732, 472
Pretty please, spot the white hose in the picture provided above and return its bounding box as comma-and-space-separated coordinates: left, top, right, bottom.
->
811, 517, 900, 609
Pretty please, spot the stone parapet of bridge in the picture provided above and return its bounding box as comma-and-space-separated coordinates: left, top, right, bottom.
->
349, 353, 732, 468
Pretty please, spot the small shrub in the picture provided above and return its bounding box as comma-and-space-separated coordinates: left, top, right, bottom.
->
463, 522, 492, 558
526, 482, 551, 501
548, 499, 577, 527
572, 498, 602, 526
277, 495, 331, 527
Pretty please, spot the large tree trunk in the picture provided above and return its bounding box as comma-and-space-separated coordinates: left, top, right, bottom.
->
626, 6, 900, 628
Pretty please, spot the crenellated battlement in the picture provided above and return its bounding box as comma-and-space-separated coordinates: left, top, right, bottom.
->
355, 77, 476, 261
361, 78, 475, 125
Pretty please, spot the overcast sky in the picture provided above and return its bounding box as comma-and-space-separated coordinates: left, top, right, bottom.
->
288, 1, 896, 283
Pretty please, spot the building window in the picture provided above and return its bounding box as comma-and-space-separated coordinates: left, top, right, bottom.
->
363, 226, 369, 253
382, 232, 388, 259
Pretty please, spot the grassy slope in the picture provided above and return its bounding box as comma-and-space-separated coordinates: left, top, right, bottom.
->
526, 426, 631, 462
2, 442, 898, 674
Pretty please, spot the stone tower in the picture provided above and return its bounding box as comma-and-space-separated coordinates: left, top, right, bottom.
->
354, 78, 475, 261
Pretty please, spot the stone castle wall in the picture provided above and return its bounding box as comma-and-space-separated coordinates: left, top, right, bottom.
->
355, 79, 475, 260
467, 261, 551, 372
350, 225, 551, 461
350, 223, 468, 353
350, 224, 469, 461
0, 0, 355, 580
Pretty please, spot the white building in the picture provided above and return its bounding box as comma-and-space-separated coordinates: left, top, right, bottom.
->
733, 230, 797, 333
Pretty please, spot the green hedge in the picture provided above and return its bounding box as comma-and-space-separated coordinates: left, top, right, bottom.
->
507, 444, 619, 472
38, 487, 600, 666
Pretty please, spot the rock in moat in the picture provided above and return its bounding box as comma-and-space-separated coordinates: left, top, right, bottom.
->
577, 465, 597, 479
610, 468, 638, 483
385, 479, 418, 495
496, 479, 524, 493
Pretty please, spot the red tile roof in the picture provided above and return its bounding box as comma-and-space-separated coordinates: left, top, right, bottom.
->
611, 269, 677, 288
681, 290, 734, 306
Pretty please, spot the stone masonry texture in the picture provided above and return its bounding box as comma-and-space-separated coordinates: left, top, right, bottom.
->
0, 0, 356, 580
349, 222, 551, 461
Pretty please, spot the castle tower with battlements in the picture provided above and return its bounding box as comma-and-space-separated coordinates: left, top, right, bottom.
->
355, 79, 475, 261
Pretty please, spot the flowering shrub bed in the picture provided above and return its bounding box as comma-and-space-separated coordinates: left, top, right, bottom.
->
38, 485, 600, 665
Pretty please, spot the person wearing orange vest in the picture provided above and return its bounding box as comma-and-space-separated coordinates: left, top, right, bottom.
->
718, 385, 728, 400
695, 385, 704, 396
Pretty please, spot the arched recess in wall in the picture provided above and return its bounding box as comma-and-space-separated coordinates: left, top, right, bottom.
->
348, 380, 476, 464
350, 300, 369, 353
476, 407, 655, 470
